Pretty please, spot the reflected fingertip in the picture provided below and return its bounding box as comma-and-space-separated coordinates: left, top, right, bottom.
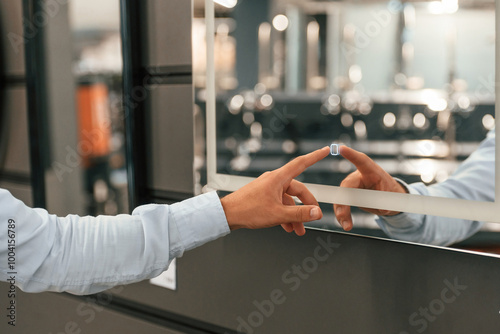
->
344, 221, 353, 231
296, 229, 306, 236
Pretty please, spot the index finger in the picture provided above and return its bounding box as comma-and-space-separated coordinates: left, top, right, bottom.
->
277, 146, 330, 180
339, 145, 380, 175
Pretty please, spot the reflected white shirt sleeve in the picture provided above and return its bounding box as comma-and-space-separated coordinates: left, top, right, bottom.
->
0, 190, 229, 295
376, 129, 495, 246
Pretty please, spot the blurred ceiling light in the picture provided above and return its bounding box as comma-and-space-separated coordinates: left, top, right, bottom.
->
428, 2, 443, 14
250, 122, 263, 137
225, 137, 237, 150
242, 112, 255, 125
354, 120, 367, 139
246, 138, 262, 153
406, 76, 425, 90
417, 140, 436, 156
348, 65, 363, 84
273, 15, 289, 31
420, 172, 435, 183
328, 94, 341, 107
482, 114, 495, 130
394, 73, 407, 86
214, 0, 238, 8
359, 101, 372, 115
457, 96, 471, 109
383, 112, 396, 128
427, 98, 447, 112
216, 22, 230, 35
413, 113, 426, 128
228, 94, 244, 114
338, 160, 352, 173
230, 154, 251, 171
342, 97, 357, 111
254, 83, 267, 95
442, 0, 459, 13
419, 160, 436, 183
428, 0, 458, 14
282, 140, 297, 154
260, 94, 274, 109
341, 113, 354, 127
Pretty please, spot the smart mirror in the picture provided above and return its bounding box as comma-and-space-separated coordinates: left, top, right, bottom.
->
196, 0, 499, 251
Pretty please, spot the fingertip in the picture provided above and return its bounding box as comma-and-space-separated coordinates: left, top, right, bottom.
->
343, 220, 353, 231
294, 224, 306, 236
310, 206, 322, 220
295, 230, 306, 236
338, 220, 344, 230
339, 144, 351, 157
317, 146, 331, 159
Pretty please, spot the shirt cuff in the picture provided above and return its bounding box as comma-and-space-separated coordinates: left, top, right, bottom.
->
168, 191, 230, 257
375, 179, 426, 229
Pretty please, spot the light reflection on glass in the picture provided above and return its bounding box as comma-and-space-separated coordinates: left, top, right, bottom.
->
383, 112, 396, 128
242, 112, 255, 125
272, 14, 289, 31
482, 114, 495, 130
413, 113, 426, 129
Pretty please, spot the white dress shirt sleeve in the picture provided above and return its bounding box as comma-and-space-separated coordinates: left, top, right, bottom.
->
0, 190, 229, 295
376, 129, 495, 246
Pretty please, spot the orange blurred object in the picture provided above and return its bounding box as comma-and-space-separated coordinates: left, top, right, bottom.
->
77, 82, 111, 168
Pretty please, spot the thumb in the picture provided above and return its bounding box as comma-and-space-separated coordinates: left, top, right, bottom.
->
282, 205, 322, 224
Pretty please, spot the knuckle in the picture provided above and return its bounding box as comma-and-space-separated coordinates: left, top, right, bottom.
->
259, 171, 274, 180
293, 156, 306, 168
295, 210, 303, 222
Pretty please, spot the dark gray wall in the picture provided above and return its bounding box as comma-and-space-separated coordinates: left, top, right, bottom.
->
109, 227, 500, 334
0, 285, 185, 334
141, 0, 195, 198
0, 0, 31, 198
2, 227, 500, 333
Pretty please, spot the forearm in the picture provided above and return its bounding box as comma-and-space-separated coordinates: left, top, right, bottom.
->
376, 211, 483, 247
377, 131, 494, 246
0, 190, 229, 295
376, 182, 485, 246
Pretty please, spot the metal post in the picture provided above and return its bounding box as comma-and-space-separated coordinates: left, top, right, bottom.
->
23, 0, 47, 208
120, 0, 147, 210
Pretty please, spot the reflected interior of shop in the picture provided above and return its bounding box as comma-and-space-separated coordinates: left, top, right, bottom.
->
72, 0, 128, 216
48, 0, 128, 216
194, 0, 499, 250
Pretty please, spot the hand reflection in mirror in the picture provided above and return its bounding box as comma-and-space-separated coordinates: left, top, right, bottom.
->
333, 129, 494, 248
334, 145, 408, 231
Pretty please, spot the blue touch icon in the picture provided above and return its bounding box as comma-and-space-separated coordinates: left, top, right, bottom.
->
330, 144, 340, 156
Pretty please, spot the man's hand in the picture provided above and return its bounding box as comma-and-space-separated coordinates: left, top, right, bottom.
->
220, 147, 330, 236
335, 145, 408, 231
